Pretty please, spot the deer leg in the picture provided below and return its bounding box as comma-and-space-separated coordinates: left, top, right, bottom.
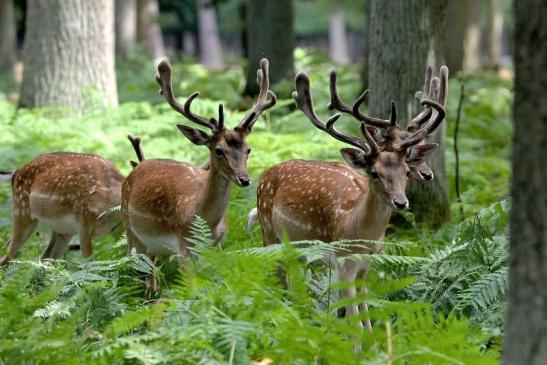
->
48, 234, 73, 259
145, 255, 158, 298
78, 220, 94, 258
338, 259, 363, 328
0, 216, 38, 266
357, 266, 372, 332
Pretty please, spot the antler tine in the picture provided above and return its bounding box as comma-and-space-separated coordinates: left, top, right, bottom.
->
294, 72, 371, 154
417, 66, 449, 137
156, 60, 219, 131
360, 123, 380, 157
397, 98, 445, 151
127, 134, 145, 162
408, 65, 437, 130
238, 58, 277, 131
328, 70, 393, 129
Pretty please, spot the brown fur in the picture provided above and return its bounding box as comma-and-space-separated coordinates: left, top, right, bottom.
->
0, 152, 124, 265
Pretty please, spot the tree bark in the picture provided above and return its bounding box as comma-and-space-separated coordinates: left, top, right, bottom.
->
115, 0, 137, 58
329, 6, 350, 65
487, 0, 503, 69
368, 0, 450, 226
0, 0, 16, 82
19, 0, 118, 111
445, 0, 481, 74
136, 0, 165, 59
244, 0, 294, 96
197, 0, 224, 70
503, 1, 547, 364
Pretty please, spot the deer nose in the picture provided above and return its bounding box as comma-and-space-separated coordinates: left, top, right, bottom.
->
392, 198, 409, 210
237, 176, 251, 187
421, 171, 433, 181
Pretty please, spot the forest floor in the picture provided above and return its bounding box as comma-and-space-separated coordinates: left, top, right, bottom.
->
0, 51, 512, 364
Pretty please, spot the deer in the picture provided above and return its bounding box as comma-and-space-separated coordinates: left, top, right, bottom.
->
253, 70, 445, 330
121, 58, 276, 295
0, 153, 124, 265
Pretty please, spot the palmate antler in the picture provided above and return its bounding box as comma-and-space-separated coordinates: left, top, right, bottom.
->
155, 60, 224, 131
292, 72, 380, 157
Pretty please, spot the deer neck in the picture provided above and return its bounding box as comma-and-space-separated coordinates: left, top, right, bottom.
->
198, 163, 232, 228
352, 181, 392, 239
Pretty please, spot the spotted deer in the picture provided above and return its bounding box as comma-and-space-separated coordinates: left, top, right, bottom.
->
254, 71, 445, 329
328, 65, 449, 182
122, 59, 276, 295
0, 153, 124, 265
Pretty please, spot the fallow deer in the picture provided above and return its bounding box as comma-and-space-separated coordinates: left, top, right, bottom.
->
246, 65, 448, 234
0, 153, 124, 265
122, 59, 276, 295
254, 71, 445, 329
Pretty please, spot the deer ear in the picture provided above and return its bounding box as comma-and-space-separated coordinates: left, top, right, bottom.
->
406, 143, 438, 165
177, 124, 210, 145
340, 148, 369, 169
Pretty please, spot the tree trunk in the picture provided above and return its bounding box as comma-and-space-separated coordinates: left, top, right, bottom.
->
115, 0, 137, 58
368, 0, 450, 226
136, 0, 165, 59
503, 1, 547, 363
329, 6, 350, 65
487, 0, 503, 69
244, 0, 294, 96
19, 0, 118, 112
197, 0, 224, 70
445, 0, 481, 74
0, 0, 16, 83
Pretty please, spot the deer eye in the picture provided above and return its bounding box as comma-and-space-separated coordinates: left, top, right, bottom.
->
370, 171, 380, 180
215, 147, 226, 157
406, 170, 410, 177
247, 148, 251, 155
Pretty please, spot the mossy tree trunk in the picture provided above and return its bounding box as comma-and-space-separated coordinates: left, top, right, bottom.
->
19, 0, 118, 111
503, 0, 547, 363
368, 0, 450, 226
243, 0, 294, 96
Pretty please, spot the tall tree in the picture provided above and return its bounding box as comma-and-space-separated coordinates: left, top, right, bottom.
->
329, 6, 350, 65
368, 0, 449, 226
445, 0, 481, 73
116, 0, 137, 58
197, 0, 224, 70
244, 0, 294, 96
487, 0, 503, 70
503, 1, 547, 363
137, 0, 165, 59
19, 0, 118, 111
0, 0, 16, 83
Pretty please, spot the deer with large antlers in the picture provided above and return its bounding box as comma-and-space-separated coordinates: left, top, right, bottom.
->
121, 59, 276, 295
253, 68, 446, 329
0, 153, 124, 265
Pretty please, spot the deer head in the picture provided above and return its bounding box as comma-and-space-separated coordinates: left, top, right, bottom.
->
293, 72, 441, 210
328, 65, 448, 182
155, 59, 276, 187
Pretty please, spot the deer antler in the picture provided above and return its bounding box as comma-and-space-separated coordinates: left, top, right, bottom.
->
237, 58, 277, 132
328, 71, 394, 129
293, 72, 376, 156
156, 60, 223, 131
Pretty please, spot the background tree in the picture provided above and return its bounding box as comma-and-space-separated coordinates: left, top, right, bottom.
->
368, 0, 449, 226
0, 0, 16, 85
244, 0, 294, 96
487, 0, 503, 69
137, 0, 165, 59
328, 5, 350, 65
19, 0, 118, 111
445, 0, 481, 73
197, 0, 224, 70
503, 0, 547, 363
116, 0, 137, 59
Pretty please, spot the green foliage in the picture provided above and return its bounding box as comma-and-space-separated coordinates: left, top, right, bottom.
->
0, 52, 511, 363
